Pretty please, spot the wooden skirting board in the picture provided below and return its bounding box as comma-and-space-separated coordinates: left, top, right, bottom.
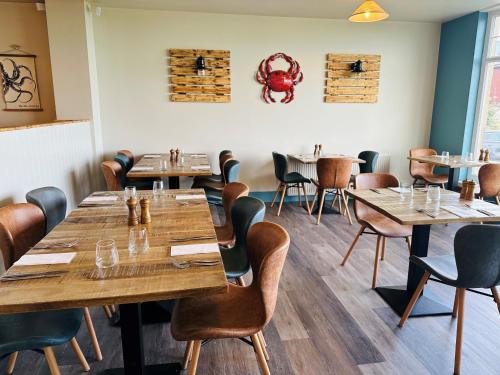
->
324, 54, 381, 103
168, 49, 231, 103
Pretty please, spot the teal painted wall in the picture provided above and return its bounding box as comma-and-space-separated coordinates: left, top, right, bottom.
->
430, 12, 488, 179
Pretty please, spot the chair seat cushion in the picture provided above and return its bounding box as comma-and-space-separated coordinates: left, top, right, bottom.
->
417, 173, 448, 184
220, 245, 250, 278
192, 174, 223, 188
410, 255, 458, 285
360, 213, 412, 238
283, 172, 310, 184
171, 285, 265, 341
215, 225, 234, 246
0, 308, 83, 356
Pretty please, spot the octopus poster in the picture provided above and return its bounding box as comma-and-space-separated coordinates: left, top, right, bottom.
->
0, 54, 41, 111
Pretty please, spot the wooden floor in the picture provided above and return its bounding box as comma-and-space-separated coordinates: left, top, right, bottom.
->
1, 202, 499, 375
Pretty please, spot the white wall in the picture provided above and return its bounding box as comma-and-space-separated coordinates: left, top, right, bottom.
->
93, 8, 441, 191
0, 121, 94, 209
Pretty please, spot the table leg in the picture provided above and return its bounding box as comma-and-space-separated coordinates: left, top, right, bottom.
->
375, 225, 452, 317
102, 303, 181, 375
168, 176, 180, 189
447, 168, 456, 190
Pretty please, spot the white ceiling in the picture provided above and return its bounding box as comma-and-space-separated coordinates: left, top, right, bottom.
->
93, 0, 500, 23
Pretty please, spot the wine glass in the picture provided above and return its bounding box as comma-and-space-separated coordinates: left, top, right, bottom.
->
96, 239, 119, 268
153, 180, 164, 198
124, 186, 137, 201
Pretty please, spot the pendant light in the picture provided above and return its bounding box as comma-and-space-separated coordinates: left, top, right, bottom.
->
349, 0, 389, 23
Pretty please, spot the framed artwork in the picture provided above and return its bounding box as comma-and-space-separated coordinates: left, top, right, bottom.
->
0, 54, 42, 111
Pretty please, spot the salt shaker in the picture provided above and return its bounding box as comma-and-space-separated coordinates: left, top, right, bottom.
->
318, 144, 323, 156
479, 149, 485, 161
484, 149, 490, 162
140, 198, 151, 224
175, 148, 180, 162
127, 197, 139, 226
314, 144, 318, 156
465, 181, 476, 201
459, 180, 468, 199
170, 149, 175, 162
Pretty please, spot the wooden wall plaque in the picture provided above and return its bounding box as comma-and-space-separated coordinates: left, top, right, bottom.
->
324, 54, 381, 103
168, 49, 231, 103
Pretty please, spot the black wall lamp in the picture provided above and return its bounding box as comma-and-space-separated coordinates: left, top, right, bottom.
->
351, 59, 365, 73
196, 56, 206, 76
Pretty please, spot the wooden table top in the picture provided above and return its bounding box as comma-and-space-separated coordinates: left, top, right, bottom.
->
288, 153, 366, 164
127, 153, 213, 178
346, 188, 500, 225
407, 155, 494, 169
0, 189, 227, 314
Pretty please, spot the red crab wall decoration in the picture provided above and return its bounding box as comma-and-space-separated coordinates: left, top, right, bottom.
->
256, 52, 303, 104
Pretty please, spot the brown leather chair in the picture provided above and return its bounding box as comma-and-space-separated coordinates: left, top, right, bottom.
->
117, 149, 135, 166
409, 148, 447, 187
478, 163, 500, 204
310, 157, 353, 225
101, 160, 123, 191
215, 182, 250, 246
341, 173, 412, 289
171, 221, 290, 375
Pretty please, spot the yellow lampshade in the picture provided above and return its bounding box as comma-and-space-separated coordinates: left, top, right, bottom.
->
349, 0, 389, 23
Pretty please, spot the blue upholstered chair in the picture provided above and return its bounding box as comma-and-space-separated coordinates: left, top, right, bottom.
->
220, 196, 266, 285
192, 150, 233, 186
26, 186, 67, 235
399, 224, 500, 375
271, 152, 311, 216
114, 154, 154, 190
358, 151, 379, 174
202, 159, 241, 204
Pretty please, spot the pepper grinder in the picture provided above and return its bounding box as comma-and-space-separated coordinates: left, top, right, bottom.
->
175, 148, 180, 162
127, 197, 139, 226
459, 180, 468, 199
484, 149, 490, 162
314, 144, 318, 156
140, 198, 151, 224
170, 149, 175, 162
465, 181, 476, 201
479, 149, 485, 161
318, 144, 323, 156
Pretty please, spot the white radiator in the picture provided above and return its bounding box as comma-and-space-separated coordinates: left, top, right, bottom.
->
287, 154, 390, 196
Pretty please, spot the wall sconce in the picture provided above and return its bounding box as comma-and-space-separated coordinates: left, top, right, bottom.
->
351, 60, 365, 73
196, 56, 206, 76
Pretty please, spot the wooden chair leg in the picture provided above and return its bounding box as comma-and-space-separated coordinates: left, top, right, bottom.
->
341, 190, 353, 225
372, 236, 382, 289
398, 271, 431, 327
110, 305, 116, 313
380, 237, 387, 261
454, 288, 466, 375
316, 190, 326, 225
103, 305, 112, 319
277, 184, 287, 216
187, 340, 202, 375
6, 352, 18, 374
330, 192, 338, 209
43, 347, 61, 375
182, 341, 194, 369
406, 236, 412, 253
302, 183, 311, 214
496, 196, 500, 205
70, 338, 90, 372
341, 225, 365, 266
251, 334, 271, 375
452, 289, 459, 318
236, 276, 246, 286
270, 183, 282, 207
297, 184, 302, 207
310, 189, 318, 215
337, 190, 343, 215
491, 287, 500, 315
83, 307, 103, 361
258, 332, 270, 361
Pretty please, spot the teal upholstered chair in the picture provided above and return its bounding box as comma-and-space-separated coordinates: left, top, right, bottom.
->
271, 152, 311, 216
202, 159, 241, 204
220, 196, 266, 285
192, 150, 233, 186
114, 154, 154, 190
358, 151, 379, 173
26, 186, 67, 235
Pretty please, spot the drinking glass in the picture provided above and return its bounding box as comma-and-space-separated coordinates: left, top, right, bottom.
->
441, 151, 449, 159
399, 182, 413, 205
426, 185, 441, 214
124, 186, 136, 201
153, 180, 164, 198
466, 152, 474, 162
96, 239, 119, 268
160, 159, 168, 171
128, 228, 149, 255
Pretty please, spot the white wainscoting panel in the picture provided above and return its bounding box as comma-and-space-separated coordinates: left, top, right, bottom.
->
0, 121, 94, 209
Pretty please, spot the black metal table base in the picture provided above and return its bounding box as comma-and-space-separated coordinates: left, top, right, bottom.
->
111, 301, 173, 326
376, 286, 452, 317
102, 364, 182, 375
168, 176, 180, 189
447, 168, 456, 191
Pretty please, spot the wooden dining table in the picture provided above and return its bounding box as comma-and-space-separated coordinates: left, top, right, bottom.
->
127, 153, 213, 189
407, 154, 492, 190
346, 187, 500, 318
0, 189, 227, 375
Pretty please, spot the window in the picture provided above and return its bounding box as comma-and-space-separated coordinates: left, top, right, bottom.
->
473, 12, 500, 164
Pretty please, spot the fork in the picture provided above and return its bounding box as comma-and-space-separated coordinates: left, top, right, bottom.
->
0, 270, 67, 281
170, 235, 216, 242
32, 239, 79, 249
172, 260, 221, 269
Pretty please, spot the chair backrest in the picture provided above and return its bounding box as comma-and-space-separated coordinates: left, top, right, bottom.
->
117, 149, 135, 166
224, 159, 241, 184
454, 224, 500, 288
247, 221, 290, 325
222, 182, 250, 229
0, 203, 45, 269
101, 160, 124, 191
354, 173, 399, 221
272, 152, 288, 182
358, 151, 379, 174
409, 148, 436, 178
26, 186, 67, 235
316, 157, 352, 189
114, 153, 133, 174
232, 196, 266, 247
478, 163, 500, 199
220, 153, 234, 182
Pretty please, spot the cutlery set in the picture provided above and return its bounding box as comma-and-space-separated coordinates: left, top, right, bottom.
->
0, 270, 67, 282
32, 239, 79, 250
172, 260, 221, 269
